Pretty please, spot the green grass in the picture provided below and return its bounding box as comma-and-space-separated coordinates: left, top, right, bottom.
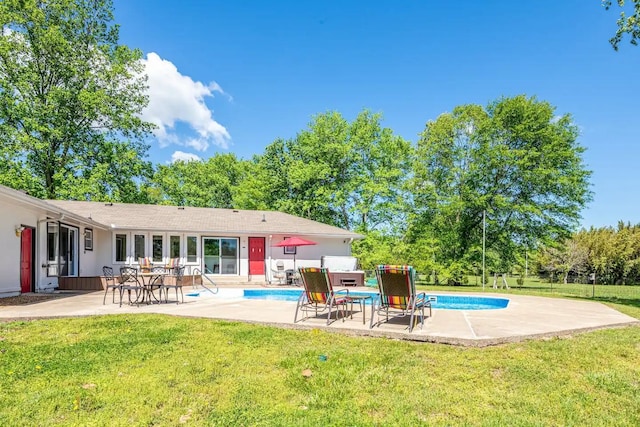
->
1, 313, 639, 426
416, 276, 640, 318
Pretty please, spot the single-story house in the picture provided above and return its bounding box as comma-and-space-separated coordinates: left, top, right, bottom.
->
0, 184, 362, 297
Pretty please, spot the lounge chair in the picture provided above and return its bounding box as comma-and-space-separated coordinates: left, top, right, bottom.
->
370, 265, 431, 332
295, 267, 349, 325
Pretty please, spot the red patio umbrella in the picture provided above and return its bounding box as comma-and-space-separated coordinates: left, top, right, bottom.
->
272, 236, 317, 270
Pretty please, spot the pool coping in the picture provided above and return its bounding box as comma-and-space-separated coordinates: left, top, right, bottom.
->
1, 288, 638, 347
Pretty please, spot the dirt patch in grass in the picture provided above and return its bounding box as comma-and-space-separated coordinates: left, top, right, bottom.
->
0, 293, 68, 306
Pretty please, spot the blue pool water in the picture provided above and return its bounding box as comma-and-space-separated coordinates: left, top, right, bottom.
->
243, 289, 509, 310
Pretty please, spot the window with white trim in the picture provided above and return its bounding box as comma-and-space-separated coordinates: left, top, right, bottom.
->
115, 234, 127, 263
187, 236, 197, 263
152, 234, 163, 262
170, 235, 181, 259
134, 234, 145, 260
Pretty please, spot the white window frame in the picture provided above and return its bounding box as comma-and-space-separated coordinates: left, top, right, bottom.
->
152, 234, 164, 263
113, 232, 129, 264
186, 235, 199, 265
202, 236, 239, 275
169, 234, 182, 265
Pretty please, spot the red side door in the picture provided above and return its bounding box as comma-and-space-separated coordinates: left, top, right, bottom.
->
20, 227, 33, 293
248, 237, 265, 275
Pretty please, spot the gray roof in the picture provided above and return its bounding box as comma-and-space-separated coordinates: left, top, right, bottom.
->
47, 200, 362, 238
0, 185, 106, 229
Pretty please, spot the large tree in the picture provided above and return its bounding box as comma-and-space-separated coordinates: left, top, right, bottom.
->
410, 95, 592, 281
571, 222, 640, 284
604, 0, 640, 49
0, 0, 153, 200
149, 153, 244, 208
235, 110, 413, 233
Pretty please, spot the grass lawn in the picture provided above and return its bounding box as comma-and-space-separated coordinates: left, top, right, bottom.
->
1, 308, 639, 426
417, 276, 640, 318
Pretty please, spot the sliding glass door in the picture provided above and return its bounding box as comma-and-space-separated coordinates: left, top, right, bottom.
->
202, 237, 238, 274
50, 223, 78, 277
62, 225, 78, 276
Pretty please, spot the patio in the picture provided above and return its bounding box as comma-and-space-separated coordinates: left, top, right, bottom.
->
1, 287, 637, 346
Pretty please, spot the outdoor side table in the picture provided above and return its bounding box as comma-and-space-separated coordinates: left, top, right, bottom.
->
346, 295, 372, 324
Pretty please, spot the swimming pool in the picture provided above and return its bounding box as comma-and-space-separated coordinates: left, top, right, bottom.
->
242, 289, 509, 310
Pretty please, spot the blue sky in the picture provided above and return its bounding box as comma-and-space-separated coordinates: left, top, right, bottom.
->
113, 1, 639, 229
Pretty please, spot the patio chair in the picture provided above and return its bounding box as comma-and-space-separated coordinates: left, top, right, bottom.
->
138, 257, 152, 273
160, 265, 185, 304
119, 266, 142, 307
164, 257, 180, 272
295, 267, 349, 325
271, 260, 286, 285
102, 266, 121, 305
371, 265, 431, 332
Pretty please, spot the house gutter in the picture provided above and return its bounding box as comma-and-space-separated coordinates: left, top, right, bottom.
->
105, 224, 363, 239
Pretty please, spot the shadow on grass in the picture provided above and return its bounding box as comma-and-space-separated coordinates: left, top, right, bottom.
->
590, 296, 640, 310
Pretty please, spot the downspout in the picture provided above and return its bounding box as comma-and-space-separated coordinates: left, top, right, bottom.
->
268, 235, 273, 284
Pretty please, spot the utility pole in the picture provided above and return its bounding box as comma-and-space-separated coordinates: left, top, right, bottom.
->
482, 210, 486, 290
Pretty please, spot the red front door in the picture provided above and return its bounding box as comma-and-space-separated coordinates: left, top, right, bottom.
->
248, 237, 265, 275
20, 227, 33, 293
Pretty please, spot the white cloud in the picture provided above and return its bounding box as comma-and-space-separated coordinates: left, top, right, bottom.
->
141, 52, 231, 151
184, 138, 209, 152
170, 151, 201, 163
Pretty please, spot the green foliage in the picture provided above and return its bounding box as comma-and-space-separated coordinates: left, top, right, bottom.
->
409, 95, 592, 278
351, 231, 408, 270
604, 0, 640, 49
0, 0, 153, 200
234, 110, 413, 232
537, 239, 589, 284
148, 153, 245, 208
568, 222, 640, 284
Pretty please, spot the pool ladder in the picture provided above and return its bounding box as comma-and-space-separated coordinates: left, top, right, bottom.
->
191, 268, 219, 294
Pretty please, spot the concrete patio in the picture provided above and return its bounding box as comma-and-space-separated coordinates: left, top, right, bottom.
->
1, 287, 638, 346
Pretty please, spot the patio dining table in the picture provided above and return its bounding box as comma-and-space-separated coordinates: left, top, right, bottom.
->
137, 271, 168, 304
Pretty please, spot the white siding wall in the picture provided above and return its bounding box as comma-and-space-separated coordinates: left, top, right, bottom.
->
0, 199, 35, 296
264, 235, 354, 283
88, 231, 354, 283
1, 193, 112, 294
2, 192, 358, 294
78, 226, 99, 276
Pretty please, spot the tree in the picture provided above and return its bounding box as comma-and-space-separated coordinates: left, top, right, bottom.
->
235, 110, 413, 232
604, 0, 640, 49
0, 0, 153, 200
537, 240, 588, 284
573, 222, 640, 284
149, 153, 244, 208
410, 95, 592, 281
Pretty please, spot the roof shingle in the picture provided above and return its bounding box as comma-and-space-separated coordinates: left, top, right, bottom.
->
47, 200, 362, 238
